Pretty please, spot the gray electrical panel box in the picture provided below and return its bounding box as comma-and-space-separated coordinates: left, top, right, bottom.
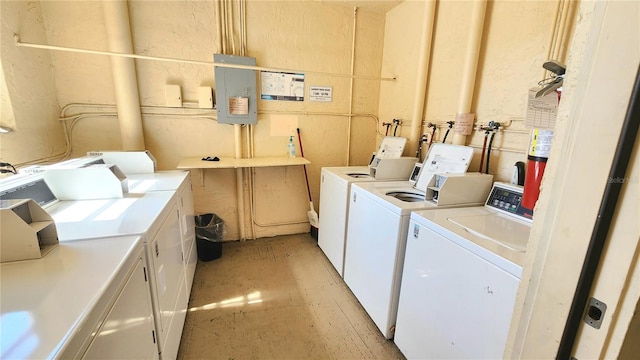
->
214, 54, 258, 125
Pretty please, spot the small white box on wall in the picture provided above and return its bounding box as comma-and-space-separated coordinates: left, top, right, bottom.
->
198, 86, 214, 108
165, 84, 182, 107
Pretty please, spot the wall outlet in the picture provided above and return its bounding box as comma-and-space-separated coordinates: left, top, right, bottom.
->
165, 84, 182, 107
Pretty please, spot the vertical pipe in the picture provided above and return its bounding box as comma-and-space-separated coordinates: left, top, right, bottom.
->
234, 124, 246, 240
346, 7, 357, 166
452, 0, 488, 145
215, 0, 223, 54
102, 0, 145, 150
408, 0, 437, 157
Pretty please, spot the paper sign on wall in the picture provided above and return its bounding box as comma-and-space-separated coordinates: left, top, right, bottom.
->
454, 113, 475, 135
309, 86, 332, 102
525, 88, 558, 130
270, 115, 299, 136
261, 71, 305, 101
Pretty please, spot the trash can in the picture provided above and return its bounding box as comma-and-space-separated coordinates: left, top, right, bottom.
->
195, 213, 224, 261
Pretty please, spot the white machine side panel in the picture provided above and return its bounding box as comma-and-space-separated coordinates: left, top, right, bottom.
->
81, 259, 159, 360
344, 189, 405, 339
318, 173, 350, 276
146, 204, 185, 358
178, 181, 197, 295
394, 222, 519, 359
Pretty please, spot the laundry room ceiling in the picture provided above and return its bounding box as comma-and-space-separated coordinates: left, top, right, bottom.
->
318, 0, 403, 13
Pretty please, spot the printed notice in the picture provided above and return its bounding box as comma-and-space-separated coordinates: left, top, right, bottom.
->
228, 97, 249, 115
454, 113, 475, 135
525, 88, 558, 129
260, 71, 305, 101
309, 86, 332, 102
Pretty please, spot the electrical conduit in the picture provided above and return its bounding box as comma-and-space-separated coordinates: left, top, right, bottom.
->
408, 0, 437, 157
346, 7, 357, 166
452, 0, 488, 146
102, 0, 145, 150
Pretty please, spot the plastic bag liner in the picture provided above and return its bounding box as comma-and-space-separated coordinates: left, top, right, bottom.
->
195, 213, 224, 261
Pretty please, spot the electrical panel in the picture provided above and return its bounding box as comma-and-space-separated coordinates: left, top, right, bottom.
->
214, 54, 258, 125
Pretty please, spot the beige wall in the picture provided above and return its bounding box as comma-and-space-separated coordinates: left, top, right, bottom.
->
6, 0, 385, 239
381, 0, 559, 181
0, 1, 65, 165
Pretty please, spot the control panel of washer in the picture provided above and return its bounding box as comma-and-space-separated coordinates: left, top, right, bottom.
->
485, 182, 531, 221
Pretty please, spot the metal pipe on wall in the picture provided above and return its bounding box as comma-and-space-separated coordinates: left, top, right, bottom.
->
345, 7, 357, 166
408, 0, 437, 157
234, 124, 246, 241
452, 0, 488, 146
102, 0, 145, 150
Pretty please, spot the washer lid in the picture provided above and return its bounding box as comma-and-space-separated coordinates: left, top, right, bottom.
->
447, 213, 531, 252
414, 144, 474, 192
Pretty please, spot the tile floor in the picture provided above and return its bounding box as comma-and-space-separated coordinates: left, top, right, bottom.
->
177, 234, 405, 359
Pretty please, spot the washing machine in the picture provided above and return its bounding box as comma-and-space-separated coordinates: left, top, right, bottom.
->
343, 144, 490, 339
318, 166, 388, 277
317, 137, 417, 277
394, 182, 532, 359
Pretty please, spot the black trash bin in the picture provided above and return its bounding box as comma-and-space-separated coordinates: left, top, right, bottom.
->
195, 213, 224, 261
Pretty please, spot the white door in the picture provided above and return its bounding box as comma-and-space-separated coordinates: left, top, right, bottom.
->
82, 257, 159, 359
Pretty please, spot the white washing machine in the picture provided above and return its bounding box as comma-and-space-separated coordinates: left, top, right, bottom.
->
343, 144, 489, 339
394, 182, 532, 359
318, 166, 387, 277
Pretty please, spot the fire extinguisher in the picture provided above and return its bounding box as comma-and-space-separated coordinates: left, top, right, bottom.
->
521, 60, 565, 218
521, 129, 554, 218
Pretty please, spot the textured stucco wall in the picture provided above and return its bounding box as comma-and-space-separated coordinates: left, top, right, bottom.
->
381, 0, 559, 182
0, 1, 65, 166
31, 0, 385, 240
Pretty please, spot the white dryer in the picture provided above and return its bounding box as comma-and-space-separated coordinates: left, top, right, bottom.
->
343, 144, 489, 339
46, 192, 187, 360
127, 170, 197, 299
394, 182, 531, 359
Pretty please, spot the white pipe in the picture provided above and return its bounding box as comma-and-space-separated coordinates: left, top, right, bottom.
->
554, 0, 572, 62
234, 124, 246, 240
227, 0, 236, 55
102, 0, 145, 150
408, 0, 437, 157
452, 0, 488, 145
346, 7, 357, 166
215, 0, 223, 54
13, 36, 396, 81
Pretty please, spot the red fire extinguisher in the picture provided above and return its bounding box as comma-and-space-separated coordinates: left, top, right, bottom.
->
521, 128, 554, 218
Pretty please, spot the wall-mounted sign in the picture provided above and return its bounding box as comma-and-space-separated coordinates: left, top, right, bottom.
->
260, 71, 305, 101
309, 86, 332, 102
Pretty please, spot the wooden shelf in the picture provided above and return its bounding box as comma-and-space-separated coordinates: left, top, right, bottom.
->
177, 156, 310, 169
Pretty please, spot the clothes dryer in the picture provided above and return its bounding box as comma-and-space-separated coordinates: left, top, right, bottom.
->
127, 170, 197, 298
394, 182, 531, 359
46, 192, 186, 360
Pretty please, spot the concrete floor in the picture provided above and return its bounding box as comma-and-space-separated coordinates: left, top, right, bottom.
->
177, 234, 405, 359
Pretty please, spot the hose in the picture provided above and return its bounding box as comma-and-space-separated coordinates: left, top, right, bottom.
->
486, 131, 496, 174
479, 131, 488, 173
442, 121, 454, 143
